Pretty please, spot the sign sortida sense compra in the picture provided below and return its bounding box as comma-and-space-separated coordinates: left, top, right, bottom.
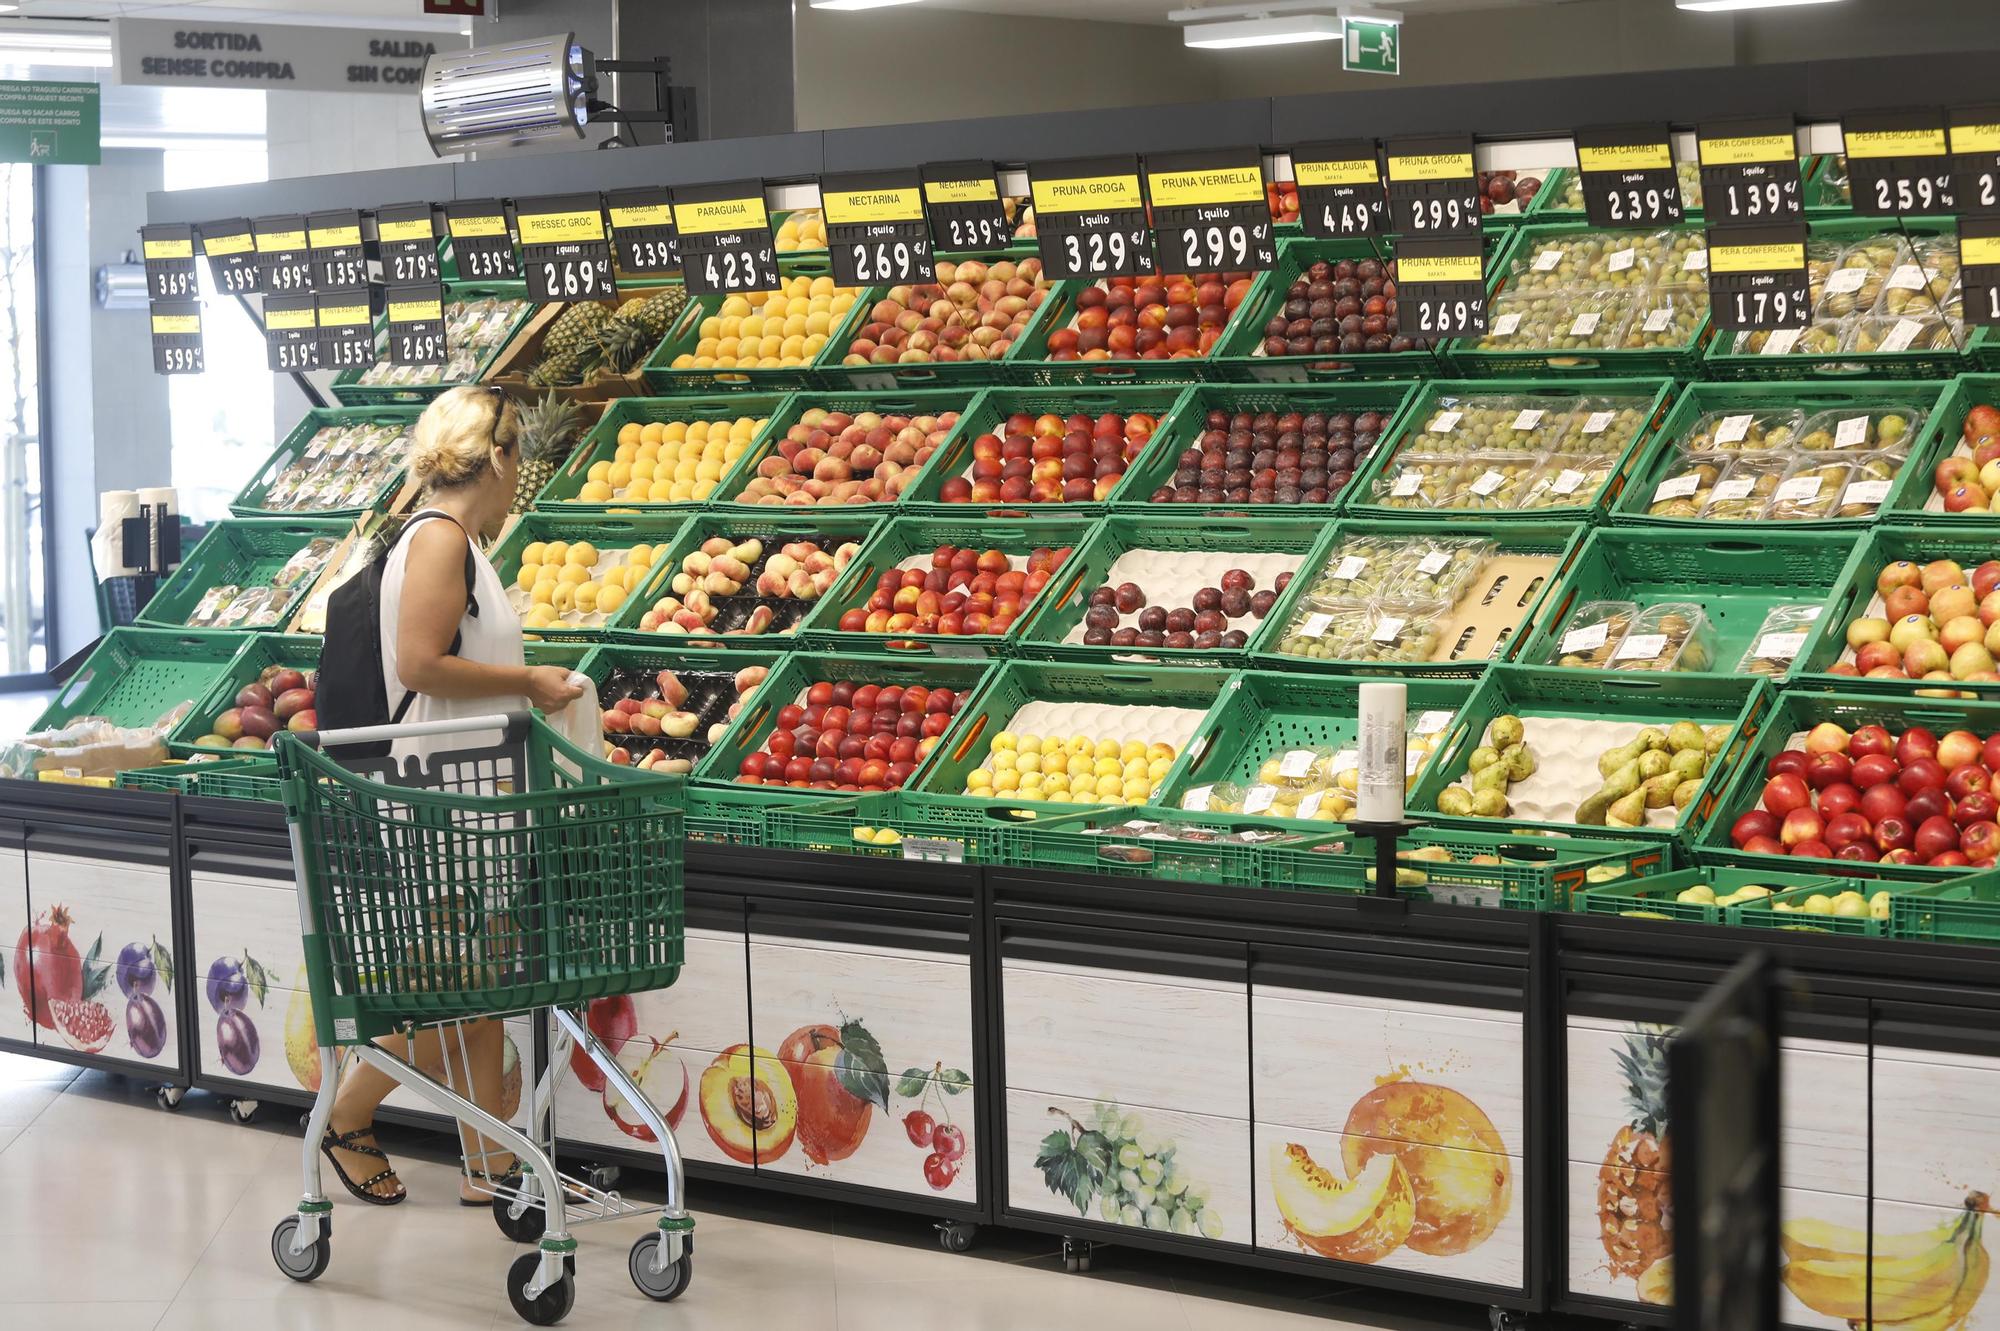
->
112, 18, 442, 94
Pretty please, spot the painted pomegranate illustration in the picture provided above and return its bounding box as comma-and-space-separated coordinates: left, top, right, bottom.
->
14, 905, 82, 1029
50, 998, 112, 1054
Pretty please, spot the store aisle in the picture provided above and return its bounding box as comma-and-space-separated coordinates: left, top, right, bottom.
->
0, 1050, 1515, 1330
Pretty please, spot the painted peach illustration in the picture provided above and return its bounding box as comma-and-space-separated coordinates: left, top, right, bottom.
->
699, 1045, 796, 1165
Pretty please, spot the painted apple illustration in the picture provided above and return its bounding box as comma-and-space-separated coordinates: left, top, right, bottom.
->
570, 994, 637, 1093
1339, 1078, 1511, 1256
601, 1032, 689, 1143
698, 1045, 796, 1165
780, 1020, 887, 1166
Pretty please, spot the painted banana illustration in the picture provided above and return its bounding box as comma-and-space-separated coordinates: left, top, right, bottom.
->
1781, 1192, 1990, 1329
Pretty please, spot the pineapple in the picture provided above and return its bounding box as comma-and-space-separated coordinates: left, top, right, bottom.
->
526, 301, 615, 387
512, 396, 582, 512
617, 285, 687, 345
1597, 1025, 1673, 1282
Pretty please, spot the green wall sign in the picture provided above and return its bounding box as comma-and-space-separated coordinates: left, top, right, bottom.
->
0, 81, 99, 165
1343, 18, 1400, 77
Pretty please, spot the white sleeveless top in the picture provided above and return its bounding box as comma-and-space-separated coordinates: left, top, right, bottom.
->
378, 510, 527, 768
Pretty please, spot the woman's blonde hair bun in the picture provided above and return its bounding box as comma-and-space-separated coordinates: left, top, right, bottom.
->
409, 385, 520, 489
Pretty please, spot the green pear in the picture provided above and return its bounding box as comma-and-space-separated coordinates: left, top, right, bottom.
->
1501, 743, 1538, 781
1670, 747, 1708, 780
1437, 786, 1474, 816
1641, 773, 1678, 809
1470, 787, 1510, 817
1487, 714, 1526, 750
1673, 778, 1702, 809
1597, 738, 1644, 778
1636, 727, 1668, 753
1473, 761, 1512, 793
1667, 720, 1707, 754
1705, 725, 1729, 757
1605, 788, 1648, 827
1468, 745, 1501, 773
1637, 750, 1671, 780
1576, 762, 1642, 825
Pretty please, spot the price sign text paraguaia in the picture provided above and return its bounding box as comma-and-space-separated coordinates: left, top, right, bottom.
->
673, 181, 781, 295
516, 193, 616, 302
1030, 155, 1154, 280
1291, 140, 1385, 239
197, 219, 259, 295
605, 187, 678, 275
820, 169, 933, 286
922, 161, 1010, 253
1706, 222, 1811, 331
1384, 135, 1481, 237
375, 202, 439, 284
1698, 118, 1803, 224
1574, 125, 1683, 227
1144, 147, 1274, 274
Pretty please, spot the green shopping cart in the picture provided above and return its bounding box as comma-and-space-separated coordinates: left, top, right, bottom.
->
271, 711, 694, 1325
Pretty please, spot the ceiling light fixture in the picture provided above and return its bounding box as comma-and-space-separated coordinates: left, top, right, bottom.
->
809, 0, 926, 11
0, 29, 112, 68
1182, 14, 1343, 49
1674, 0, 1845, 12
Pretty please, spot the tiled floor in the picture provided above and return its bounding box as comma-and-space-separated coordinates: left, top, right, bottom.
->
0, 1050, 1549, 1330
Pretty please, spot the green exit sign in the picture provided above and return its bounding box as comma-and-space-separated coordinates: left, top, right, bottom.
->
1343, 17, 1400, 76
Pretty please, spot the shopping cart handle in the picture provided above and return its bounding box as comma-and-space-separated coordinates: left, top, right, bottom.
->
309, 712, 534, 749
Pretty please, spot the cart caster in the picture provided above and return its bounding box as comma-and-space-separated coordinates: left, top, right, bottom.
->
1061, 1237, 1094, 1273
1488, 1308, 1529, 1331
493, 1188, 542, 1244
228, 1098, 260, 1125
505, 1251, 575, 1326
155, 1085, 185, 1111
936, 1220, 977, 1252
270, 1216, 331, 1283
584, 1163, 620, 1192
628, 1232, 692, 1302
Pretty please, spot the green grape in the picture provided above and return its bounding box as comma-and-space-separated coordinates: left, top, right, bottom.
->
1119, 1204, 1143, 1227
1170, 1208, 1198, 1236
1093, 1103, 1119, 1132
1118, 1168, 1142, 1193
1160, 1167, 1188, 1197
1098, 1194, 1120, 1222
1184, 1183, 1210, 1212
1197, 1208, 1224, 1240
1137, 1131, 1166, 1157
1139, 1158, 1165, 1187
1133, 1184, 1156, 1209
1116, 1142, 1144, 1170
1118, 1114, 1144, 1141
1145, 1205, 1171, 1230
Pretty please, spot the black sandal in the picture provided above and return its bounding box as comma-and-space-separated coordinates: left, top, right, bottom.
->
320, 1127, 408, 1206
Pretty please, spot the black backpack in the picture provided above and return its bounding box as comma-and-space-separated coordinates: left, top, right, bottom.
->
315, 509, 479, 758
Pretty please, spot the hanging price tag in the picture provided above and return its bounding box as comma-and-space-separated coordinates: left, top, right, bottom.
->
374, 202, 440, 284
139, 223, 198, 300
1145, 146, 1275, 273
921, 161, 1011, 252
307, 208, 368, 293
316, 294, 376, 372
1844, 108, 1953, 216
263, 292, 321, 372
196, 218, 259, 295
1384, 134, 1481, 237
1574, 125, 1683, 227
1697, 117, 1803, 224
1291, 139, 1385, 238
384, 281, 446, 365
1394, 235, 1486, 337
1030, 154, 1154, 279
673, 179, 781, 295
515, 192, 616, 303
1950, 106, 2000, 216
821, 168, 933, 286
1959, 214, 2000, 328
445, 199, 517, 280
149, 299, 204, 375
1706, 222, 1811, 331
254, 214, 313, 294
605, 186, 679, 275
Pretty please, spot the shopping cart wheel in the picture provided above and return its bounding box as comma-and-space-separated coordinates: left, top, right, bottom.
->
270, 1216, 331, 1282
493, 1189, 542, 1243
506, 1252, 575, 1326
229, 1099, 260, 1125
1061, 1237, 1093, 1273
936, 1220, 977, 1252
1488, 1309, 1528, 1331
155, 1085, 185, 1111
628, 1232, 692, 1301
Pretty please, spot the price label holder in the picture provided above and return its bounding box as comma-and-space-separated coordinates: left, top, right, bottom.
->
1394, 234, 1486, 337
1697, 117, 1803, 224
253, 214, 314, 295
1384, 134, 1481, 237
263, 292, 320, 373
821, 167, 933, 286
1292, 139, 1385, 239
1950, 106, 2000, 216
445, 199, 517, 280
605, 186, 679, 275
1959, 215, 2000, 327
196, 218, 259, 295
384, 281, 447, 366
1574, 125, 1683, 227
921, 161, 1010, 252
1844, 108, 1953, 216
516, 192, 617, 303
673, 179, 781, 295
139, 222, 199, 301
375, 202, 440, 284
1707, 221, 1811, 332
316, 294, 376, 372
1029, 154, 1154, 280
306, 209, 368, 293
1144, 146, 1275, 273
149, 299, 203, 375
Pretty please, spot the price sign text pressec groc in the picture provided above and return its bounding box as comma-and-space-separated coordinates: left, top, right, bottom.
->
1291, 141, 1385, 239
1145, 148, 1275, 274
376, 203, 440, 284
139, 224, 198, 301
1574, 126, 1683, 228
384, 282, 447, 366
673, 184, 781, 296
197, 220, 260, 295
316, 295, 375, 372
1706, 223, 1812, 332
1393, 236, 1486, 337
516, 194, 617, 302
820, 171, 933, 287
1030, 157, 1154, 280
1697, 118, 1803, 224
263, 292, 320, 373
446, 201, 517, 281
922, 163, 1010, 253
1384, 136, 1481, 237
605, 187, 679, 275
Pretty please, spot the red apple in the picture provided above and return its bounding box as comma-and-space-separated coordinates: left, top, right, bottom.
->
1947, 763, 1992, 801
1905, 786, 1952, 828
1960, 791, 2000, 827
1804, 722, 1851, 755
1874, 815, 1915, 852
1877, 561, 1923, 595
1861, 782, 1909, 824
1805, 751, 1852, 790
1742, 834, 1786, 857
1976, 561, 2000, 601
1856, 641, 1904, 675
1939, 730, 1987, 771
1938, 456, 1981, 492
1899, 757, 1948, 795
1823, 811, 1873, 851
1945, 483, 1990, 512
1818, 782, 1861, 819
1963, 820, 2000, 861
1882, 847, 1921, 865
1766, 750, 1811, 779
1849, 725, 1896, 759
1933, 850, 1972, 867
1791, 840, 1835, 859
1731, 809, 1780, 846
1916, 814, 1963, 859
1897, 727, 1940, 765
1762, 773, 1811, 815
1781, 806, 1826, 846
1851, 754, 1900, 790
1836, 842, 1881, 862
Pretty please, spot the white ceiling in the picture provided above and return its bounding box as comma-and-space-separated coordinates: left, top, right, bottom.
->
917, 0, 1569, 24
0, 0, 463, 31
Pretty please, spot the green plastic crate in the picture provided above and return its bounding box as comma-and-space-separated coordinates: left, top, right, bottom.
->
531, 393, 792, 512
1343, 377, 1676, 524
607, 507, 885, 642
1518, 526, 1860, 686
1012, 514, 1325, 669
903, 659, 1229, 826
682, 783, 776, 845
809, 249, 1064, 393
30, 628, 242, 734
168, 631, 322, 755
705, 387, 984, 511
1702, 216, 1972, 381
1608, 378, 1949, 531
1692, 688, 2000, 879
1442, 221, 1715, 379
640, 257, 857, 394
896, 385, 1195, 514
115, 754, 264, 796
1890, 870, 2000, 945
572, 641, 784, 775
796, 513, 1095, 659
138, 517, 354, 632
1269, 825, 1667, 909
764, 790, 1034, 864
1248, 517, 1586, 679
1731, 880, 1908, 936
194, 758, 282, 803
1883, 373, 2000, 524
231, 405, 423, 519
1210, 234, 1450, 383
1108, 381, 1423, 516
486, 512, 691, 642
1789, 524, 2000, 700
1571, 864, 1846, 925
1004, 278, 1227, 388
694, 650, 999, 806
991, 802, 1322, 888
1409, 663, 1771, 848
329, 281, 535, 405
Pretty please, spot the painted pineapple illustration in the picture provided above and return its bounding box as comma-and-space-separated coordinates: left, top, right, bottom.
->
1598, 1026, 1673, 1288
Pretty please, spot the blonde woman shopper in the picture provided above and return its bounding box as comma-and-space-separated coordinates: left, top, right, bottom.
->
320, 383, 584, 1205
